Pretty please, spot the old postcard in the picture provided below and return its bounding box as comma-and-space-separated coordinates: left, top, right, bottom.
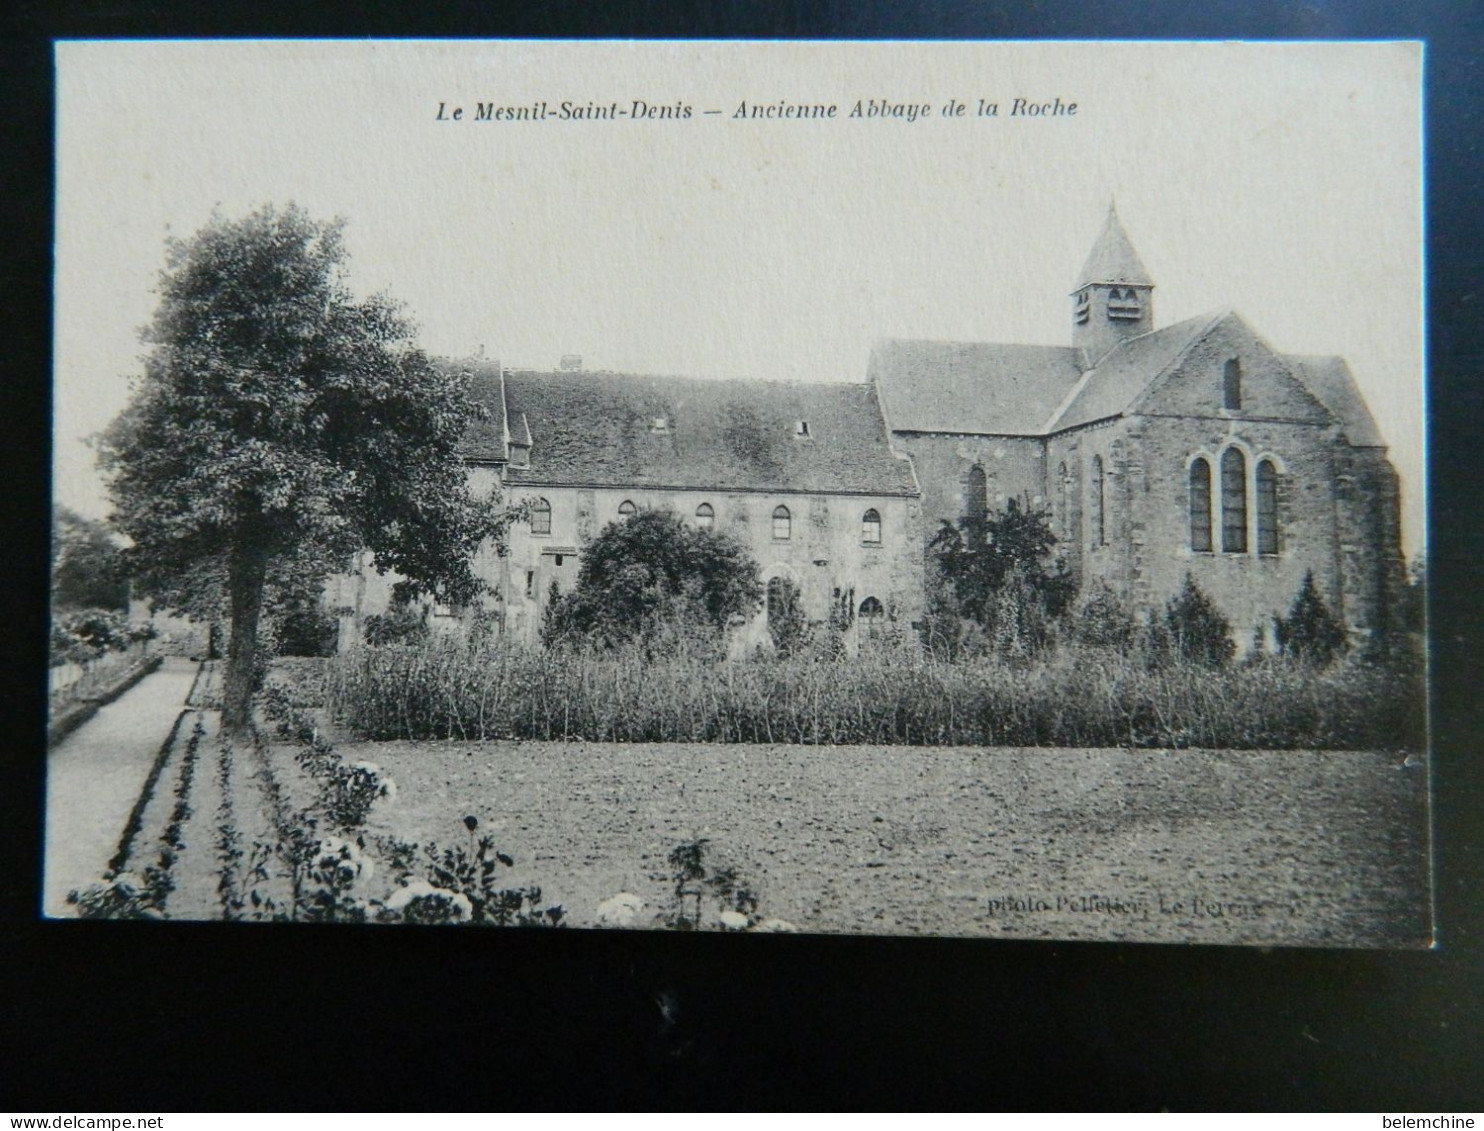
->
48, 40, 1428, 945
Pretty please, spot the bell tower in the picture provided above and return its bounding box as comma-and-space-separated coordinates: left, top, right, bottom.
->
1072, 203, 1155, 365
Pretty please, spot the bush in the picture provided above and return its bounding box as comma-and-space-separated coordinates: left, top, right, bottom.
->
363, 602, 429, 647
1161, 575, 1235, 668
1274, 571, 1348, 667
1073, 583, 1139, 650
275, 604, 338, 657
766, 576, 808, 657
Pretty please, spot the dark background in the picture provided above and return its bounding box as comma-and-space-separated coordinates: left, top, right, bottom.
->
2, 1, 1481, 1111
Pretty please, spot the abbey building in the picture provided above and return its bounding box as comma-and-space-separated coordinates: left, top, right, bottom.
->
334, 206, 1405, 653
871, 205, 1405, 652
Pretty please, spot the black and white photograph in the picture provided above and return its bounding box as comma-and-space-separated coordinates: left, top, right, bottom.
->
47, 39, 1428, 948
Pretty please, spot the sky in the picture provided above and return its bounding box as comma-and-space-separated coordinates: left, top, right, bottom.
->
54, 39, 1425, 554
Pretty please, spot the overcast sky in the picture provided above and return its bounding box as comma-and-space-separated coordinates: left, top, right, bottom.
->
54, 39, 1424, 554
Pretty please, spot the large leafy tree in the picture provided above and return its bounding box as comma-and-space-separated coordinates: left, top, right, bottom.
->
98, 204, 508, 730
541, 509, 761, 647
928, 496, 1076, 625
51, 506, 129, 612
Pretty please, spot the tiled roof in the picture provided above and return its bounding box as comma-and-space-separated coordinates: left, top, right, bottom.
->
868, 340, 1085, 435
1075, 205, 1154, 290
1287, 354, 1387, 447
457, 363, 917, 497
1049, 312, 1223, 431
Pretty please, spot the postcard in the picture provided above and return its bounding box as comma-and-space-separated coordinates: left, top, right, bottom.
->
48, 40, 1428, 946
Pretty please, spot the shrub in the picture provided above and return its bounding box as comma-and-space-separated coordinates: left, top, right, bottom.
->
363, 601, 429, 647
663, 839, 760, 931
275, 604, 338, 657
1274, 571, 1348, 667
50, 607, 142, 664
1162, 575, 1235, 668
766, 576, 808, 657
1073, 583, 1138, 650
418, 817, 565, 927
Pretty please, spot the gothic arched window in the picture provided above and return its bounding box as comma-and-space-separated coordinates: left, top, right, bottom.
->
859, 596, 885, 640
696, 502, 714, 530
861, 508, 882, 545
1189, 459, 1212, 553
1221, 448, 1248, 554
532, 497, 552, 536
1090, 456, 1106, 547
966, 465, 988, 523
1256, 460, 1279, 556
618, 500, 637, 518
772, 505, 791, 541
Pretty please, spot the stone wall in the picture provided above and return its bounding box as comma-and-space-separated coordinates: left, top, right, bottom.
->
335, 472, 924, 649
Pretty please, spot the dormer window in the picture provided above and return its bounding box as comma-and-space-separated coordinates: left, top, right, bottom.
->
650, 416, 669, 433
795, 420, 811, 438
1223, 358, 1242, 410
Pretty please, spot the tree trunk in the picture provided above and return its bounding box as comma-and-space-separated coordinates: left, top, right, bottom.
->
222, 541, 270, 734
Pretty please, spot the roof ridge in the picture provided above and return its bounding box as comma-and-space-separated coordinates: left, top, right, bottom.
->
504, 368, 872, 390
874, 337, 1078, 353
1122, 309, 1234, 417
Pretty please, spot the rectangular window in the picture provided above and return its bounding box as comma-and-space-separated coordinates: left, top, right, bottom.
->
525, 570, 534, 599
1223, 359, 1242, 411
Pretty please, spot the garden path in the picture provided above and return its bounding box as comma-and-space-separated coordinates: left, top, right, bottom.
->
43, 657, 200, 917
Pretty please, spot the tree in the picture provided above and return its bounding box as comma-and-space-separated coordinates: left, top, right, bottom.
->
51, 506, 129, 612
1274, 570, 1347, 666
540, 509, 761, 647
766, 575, 807, 657
1160, 574, 1235, 668
928, 496, 1076, 640
98, 204, 511, 731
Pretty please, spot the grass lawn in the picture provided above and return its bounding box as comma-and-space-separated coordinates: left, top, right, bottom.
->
285, 736, 1431, 946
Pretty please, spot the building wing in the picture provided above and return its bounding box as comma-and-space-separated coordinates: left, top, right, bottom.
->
1286, 354, 1388, 448
461, 367, 916, 497
868, 340, 1084, 436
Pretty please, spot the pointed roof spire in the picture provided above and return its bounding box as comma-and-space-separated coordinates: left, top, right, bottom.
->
1075, 201, 1154, 290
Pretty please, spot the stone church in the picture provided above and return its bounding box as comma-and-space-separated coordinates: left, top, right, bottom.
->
334, 206, 1404, 654
870, 204, 1405, 652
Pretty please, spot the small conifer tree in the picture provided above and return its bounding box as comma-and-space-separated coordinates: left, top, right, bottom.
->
1163, 574, 1235, 667
1274, 571, 1348, 666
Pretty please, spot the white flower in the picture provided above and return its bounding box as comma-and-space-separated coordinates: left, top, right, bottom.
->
752, 918, 797, 934
595, 892, 645, 927
308, 837, 372, 887
386, 880, 472, 923
718, 910, 750, 931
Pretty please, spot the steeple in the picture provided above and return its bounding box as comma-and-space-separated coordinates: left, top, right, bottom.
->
1072, 201, 1154, 364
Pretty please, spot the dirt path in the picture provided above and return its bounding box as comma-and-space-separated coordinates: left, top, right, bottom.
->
43, 657, 200, 917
